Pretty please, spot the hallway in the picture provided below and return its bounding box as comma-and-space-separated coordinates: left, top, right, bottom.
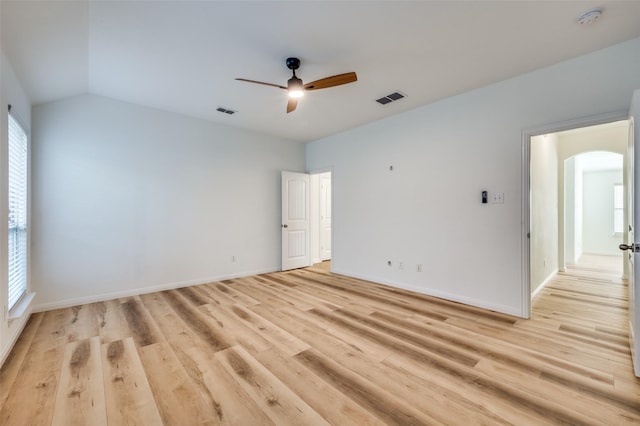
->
531, 254, 636, 393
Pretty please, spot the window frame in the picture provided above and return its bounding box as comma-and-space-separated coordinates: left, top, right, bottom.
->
7, 109, 29, 312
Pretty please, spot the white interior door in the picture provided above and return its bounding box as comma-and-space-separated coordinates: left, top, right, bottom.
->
625, 90, 640, 377
319, 173, 332, 261
282, 171, 311, 271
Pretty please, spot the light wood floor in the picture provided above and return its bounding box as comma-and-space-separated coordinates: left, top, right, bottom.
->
1, 257, 639, 425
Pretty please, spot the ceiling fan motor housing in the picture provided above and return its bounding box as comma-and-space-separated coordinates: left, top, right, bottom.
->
286, 57, 301, 71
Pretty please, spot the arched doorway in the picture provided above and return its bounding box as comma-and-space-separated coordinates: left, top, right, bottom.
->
529, 120, 628, 298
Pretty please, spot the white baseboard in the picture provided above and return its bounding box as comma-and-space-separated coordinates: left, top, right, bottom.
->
33, 267, 279, 312
330, 268, 523, 318
531, 268, 559, 299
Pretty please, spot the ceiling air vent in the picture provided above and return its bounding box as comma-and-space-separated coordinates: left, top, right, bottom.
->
216, 107, 236, 115
376, 91, 405, 105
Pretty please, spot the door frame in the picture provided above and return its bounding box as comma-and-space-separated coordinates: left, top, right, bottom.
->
521, 110, 628, 318
308, 167, 334, 267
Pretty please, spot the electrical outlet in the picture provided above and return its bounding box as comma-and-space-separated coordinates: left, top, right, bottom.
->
417, 264, 422, 272
231, 256, 236, 262
399, 261, 404, 270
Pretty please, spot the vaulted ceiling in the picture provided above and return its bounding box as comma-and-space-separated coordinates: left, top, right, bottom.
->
3, 1, 640, 142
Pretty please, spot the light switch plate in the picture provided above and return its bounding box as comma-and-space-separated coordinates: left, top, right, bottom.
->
492, 192, 504, 203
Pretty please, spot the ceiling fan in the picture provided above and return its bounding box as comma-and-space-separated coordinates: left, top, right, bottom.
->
236, 57, 357, 113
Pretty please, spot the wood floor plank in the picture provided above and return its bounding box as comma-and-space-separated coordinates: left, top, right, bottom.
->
137, 342, 219, 426
199, 303, 273, 354
101, 337, 163, 425
160, 289, 232, 352
51, 336, 107, 426
222, 303, 310, 356
95, 299, 131, 344
65, 303, 101, 343
254, 346, 386, 426
120, 296, 163, 348
204, 281, 262, 306
185, 346, 275, 425
256, 304, 394, 363
295, 347, 440, 425
214, 345, 330, 425
382, 354, 559, 426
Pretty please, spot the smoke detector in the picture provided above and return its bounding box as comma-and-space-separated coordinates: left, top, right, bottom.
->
577, 9, 602, 25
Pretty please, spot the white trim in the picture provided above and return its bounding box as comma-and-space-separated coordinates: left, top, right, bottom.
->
521, 110, 629, 319
8, 291, 35, 321
531, 268, 558, 300
0, 305, 33, 368
32, 267, 278, 312
521, 129, 531, 319
332, 268, 522, 317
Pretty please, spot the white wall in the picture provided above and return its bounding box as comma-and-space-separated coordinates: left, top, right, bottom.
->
306, 37, 640, 316
582, 169, 623, 255
0, 51, 32, 365
31, 94, 304, 310
530, 134, 558, 293
564, 157, 578, 264
575, 159, 584, 263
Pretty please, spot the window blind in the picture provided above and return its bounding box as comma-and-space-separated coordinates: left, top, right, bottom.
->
8, 112, 28, 310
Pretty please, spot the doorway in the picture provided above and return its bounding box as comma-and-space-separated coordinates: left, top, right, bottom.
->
281, 170, 332, 271
522, 113, 629, 317
310, 171, 332, 265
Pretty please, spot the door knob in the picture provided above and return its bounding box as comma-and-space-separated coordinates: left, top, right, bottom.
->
620, 243, 637, 251
282, 224, 288, 228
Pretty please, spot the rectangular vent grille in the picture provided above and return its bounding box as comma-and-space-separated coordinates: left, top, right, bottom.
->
376, 91, 405, 105
216, 107, 236, 115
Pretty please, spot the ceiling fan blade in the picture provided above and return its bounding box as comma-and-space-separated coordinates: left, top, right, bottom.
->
235, 78, 287, 90
287, 98, 298, 113
304, 72, 357, 91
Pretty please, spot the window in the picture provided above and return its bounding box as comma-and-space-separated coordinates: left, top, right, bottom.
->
8, 110, 28, 310
613, 184, 624, 234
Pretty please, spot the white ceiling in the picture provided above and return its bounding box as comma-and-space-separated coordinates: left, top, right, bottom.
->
2, 1, 640, 143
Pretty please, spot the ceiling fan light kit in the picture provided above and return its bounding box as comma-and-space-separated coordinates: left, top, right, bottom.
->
287, 77, 304, 98
236, 57, 357, 113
